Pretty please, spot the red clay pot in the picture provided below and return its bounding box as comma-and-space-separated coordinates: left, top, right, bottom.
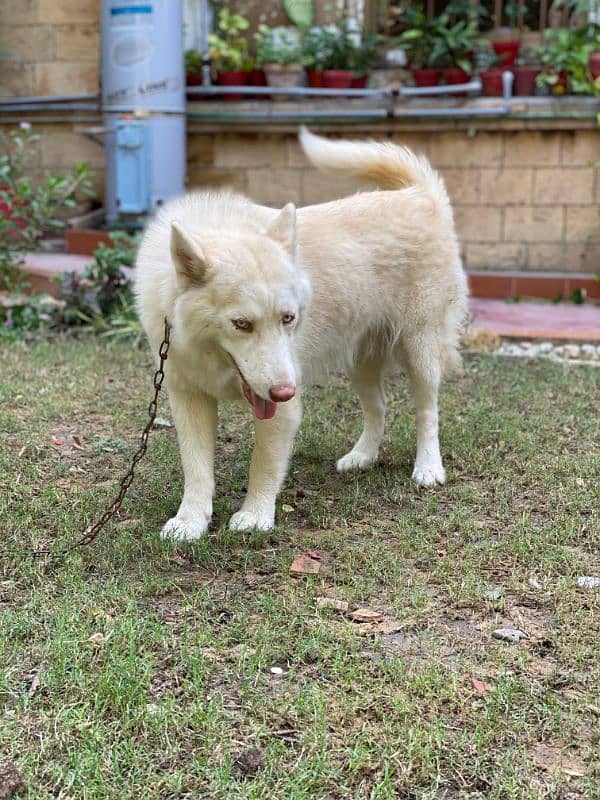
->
306, 68, 325, 88
589, 51, 600, 80
412, 68, 440, 87
323, 70, 353, 89
186, 71, 203, 101
480, 68, 505, 96
216, 70, 247, 101
443, 67, 470, 85
513, 65, 541, 96
493, 40, 520, 67
248, 68, 267, 99
350, 74, 368, 89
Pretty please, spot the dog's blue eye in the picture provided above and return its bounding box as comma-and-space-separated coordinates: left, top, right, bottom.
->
282, 314, 295, 325
232, 318, 251, 331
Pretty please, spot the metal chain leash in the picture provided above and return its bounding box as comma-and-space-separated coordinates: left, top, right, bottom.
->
2, 317, 171, 566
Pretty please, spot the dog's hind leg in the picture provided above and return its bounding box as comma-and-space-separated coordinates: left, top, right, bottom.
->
403, 333, 446, 487
161, 387, 218, 541
229, 396, 302, 531
337, 359, 386, 472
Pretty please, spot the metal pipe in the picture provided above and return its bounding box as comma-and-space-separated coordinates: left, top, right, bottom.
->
400, 79, 482, 96
0, 103, 100, 112
187, 108, 390, 121
0, 93, 98, 106
186, 85, 387, 97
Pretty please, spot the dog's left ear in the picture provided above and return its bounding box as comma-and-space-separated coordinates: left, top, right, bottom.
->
266, 203, 296, 255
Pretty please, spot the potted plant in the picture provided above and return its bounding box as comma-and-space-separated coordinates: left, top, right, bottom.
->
321, 24, 356, 89
490, 2, 525, 67
513, 46, 542, 95
477, 47, 505, 96
208, 8, 250, 100
433, 13, 485, 85
302, 26, 335, 87
255, 25, 304, 95
348, 33, 380, 88
185, 49, 203, 87
394, 6, 442, 87
536, 27, 597, 96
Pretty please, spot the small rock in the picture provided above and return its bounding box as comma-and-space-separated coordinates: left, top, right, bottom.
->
563, 344, 581, 359
349, 608, 384, 623
538, 341, 553, 354
269, 666, 284, 675
505, 345, 525, 357
528, 576, 542, 591
577, 576, 600, 589
485, 585, 503, 601
0, 761, 25, 799
316, 596, 349, 612
153, 417, 173, 429
553, 345, 565, 358
493, 627, 528, 643
281, 503, 294, 513
232, 747, 264, 778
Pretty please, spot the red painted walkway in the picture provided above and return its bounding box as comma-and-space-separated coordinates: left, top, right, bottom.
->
470, 298, 600, 342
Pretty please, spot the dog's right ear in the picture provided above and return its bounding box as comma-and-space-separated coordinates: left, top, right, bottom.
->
170, 222, 208, 286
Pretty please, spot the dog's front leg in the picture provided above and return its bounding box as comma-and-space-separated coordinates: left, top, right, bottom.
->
161, 386, 217, 541
229, 396, 302, 531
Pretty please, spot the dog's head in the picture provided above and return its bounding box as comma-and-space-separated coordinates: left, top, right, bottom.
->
170, 203, 310, 419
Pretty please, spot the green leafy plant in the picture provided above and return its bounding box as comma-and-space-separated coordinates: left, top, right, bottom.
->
301, 26, 337, 69
255, 25, 303, 66
208, 8, 250, 71
0, 123, 93, 292
536, 26, 599, 95
56, 231, 138, 333
431, 12, 487, 73
284, 0, 314, 32
185, 49, 202, 75
348, 33, 381, 76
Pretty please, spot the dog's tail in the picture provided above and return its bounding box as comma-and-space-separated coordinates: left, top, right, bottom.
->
299, 126, 450, 213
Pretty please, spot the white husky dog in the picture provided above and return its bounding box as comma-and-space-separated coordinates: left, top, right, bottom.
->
135, 128, 468, 540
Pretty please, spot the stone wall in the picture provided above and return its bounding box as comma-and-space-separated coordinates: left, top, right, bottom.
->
187, 128, 600, 273
0, 0, 99, 97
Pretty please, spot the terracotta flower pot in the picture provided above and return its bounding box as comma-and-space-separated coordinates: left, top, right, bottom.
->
589, 51, 600, 80
323, 70, 353, 90
493, 40, 520, 67
350, 74, 369, 89
264, 63, 303, 100
306, 68, 325, 88
480, 68, 506, 96
216, 70, 248, 101
513, 65, 541, 96
443, 67, 470, 85
412, 68, 440, 87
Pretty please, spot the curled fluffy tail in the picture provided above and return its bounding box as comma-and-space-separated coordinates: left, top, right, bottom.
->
299, 126, 450, 213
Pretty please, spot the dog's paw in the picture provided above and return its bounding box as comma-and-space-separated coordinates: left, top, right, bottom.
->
229, 510, 274, 532
412, 462, 446, 488
336, 449, 378, 473
160, 515, 209, 541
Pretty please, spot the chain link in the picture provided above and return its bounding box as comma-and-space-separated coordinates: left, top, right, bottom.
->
2, 317, 171, 565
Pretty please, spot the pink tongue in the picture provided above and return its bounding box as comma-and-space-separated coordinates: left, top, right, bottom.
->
243, 382, 277, 420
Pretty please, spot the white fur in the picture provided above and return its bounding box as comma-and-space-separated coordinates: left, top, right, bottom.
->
135, 128, 468, 539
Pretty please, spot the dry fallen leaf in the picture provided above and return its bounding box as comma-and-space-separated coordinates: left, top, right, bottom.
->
87, 632, 106, 646
52, 437, 64, 446
349, 608, 384, 623
471, 677, 494, 694
281, 504, 294, 513
17, 446, 26, 458
316, 596, 349, 612
307, 549, 321, 560
71, 435, 85, 450
289, 554, 321, 575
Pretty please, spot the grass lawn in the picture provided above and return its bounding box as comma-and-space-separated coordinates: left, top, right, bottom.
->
0, 335, 598, 799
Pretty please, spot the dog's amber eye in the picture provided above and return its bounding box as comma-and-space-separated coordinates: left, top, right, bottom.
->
232, 318, 252, 331
282, 313, 295, 325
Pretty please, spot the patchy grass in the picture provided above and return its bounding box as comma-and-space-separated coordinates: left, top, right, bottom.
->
0, 335, 598, 800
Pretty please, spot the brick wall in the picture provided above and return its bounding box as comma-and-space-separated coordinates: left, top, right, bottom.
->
187, 129, 600, 273
0, 0, 99, 97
